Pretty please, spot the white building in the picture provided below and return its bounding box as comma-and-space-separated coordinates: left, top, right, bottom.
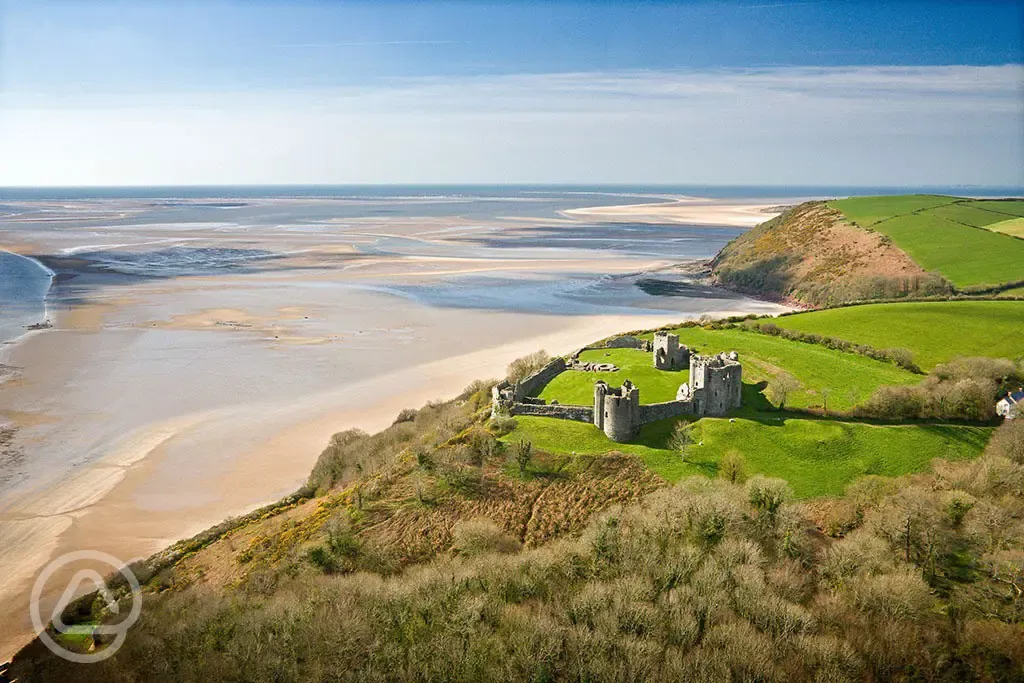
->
997, 389, 1023, 420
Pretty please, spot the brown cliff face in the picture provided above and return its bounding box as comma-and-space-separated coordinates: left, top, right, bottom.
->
711, 201, 950, 307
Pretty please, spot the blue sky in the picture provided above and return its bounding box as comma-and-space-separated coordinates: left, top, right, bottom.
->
1, 0, 1022, 186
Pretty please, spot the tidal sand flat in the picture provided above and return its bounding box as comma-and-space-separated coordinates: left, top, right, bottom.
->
0, 187, 789, 657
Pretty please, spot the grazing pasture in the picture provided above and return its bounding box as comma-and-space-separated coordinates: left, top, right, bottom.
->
649, 325, 919, 412
829, 195, 1024, 288
829, 194, 956, 226
774, 300, 1024, 369
987, 217, 1024, 237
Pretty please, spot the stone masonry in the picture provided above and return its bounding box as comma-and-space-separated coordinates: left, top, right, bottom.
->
492, 332, 743, 444
653, 331, 689, 370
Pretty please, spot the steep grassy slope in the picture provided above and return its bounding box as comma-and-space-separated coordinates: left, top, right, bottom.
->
710, 201, 945, 306
829, 196, 1024, 289
774, 301, 1024, 370
14, 421, 1024, 682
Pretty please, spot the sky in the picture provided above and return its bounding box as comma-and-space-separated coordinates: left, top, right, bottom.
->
0, 0, 1022, 187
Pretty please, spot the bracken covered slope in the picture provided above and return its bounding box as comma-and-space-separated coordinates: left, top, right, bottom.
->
710, 201, 950, 307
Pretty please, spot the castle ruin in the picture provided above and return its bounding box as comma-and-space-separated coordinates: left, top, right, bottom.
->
594, 379, 640, 441
492, 332, 743, 443
653, 331, 689, 370
678, 351, 743, 417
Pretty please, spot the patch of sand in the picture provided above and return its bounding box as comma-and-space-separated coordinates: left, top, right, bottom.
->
561, 198, 786, 227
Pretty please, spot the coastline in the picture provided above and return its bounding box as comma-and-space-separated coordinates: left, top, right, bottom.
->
0, 249, 55, 351
0, 303, 788, 659
0, 194, 789, 659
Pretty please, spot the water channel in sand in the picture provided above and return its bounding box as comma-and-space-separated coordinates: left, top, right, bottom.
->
0, 187, 791, 657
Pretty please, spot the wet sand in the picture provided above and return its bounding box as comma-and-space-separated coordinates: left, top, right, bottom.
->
0, 194, 789, 658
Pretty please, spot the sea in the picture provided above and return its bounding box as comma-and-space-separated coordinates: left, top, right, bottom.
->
0, 252, 52, 346
1, 184, 1020, 345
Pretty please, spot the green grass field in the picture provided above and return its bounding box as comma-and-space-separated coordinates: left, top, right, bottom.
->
828, 195, 1024, 288
974, 200, 1024, 218
647, 326, 919, 412
988, 217, 1024, 238
536, 348, 686, 405
535, 328, 917, 413
774, 300, 1024, 369
503, 414, 991, 498
830, 194, 957, 227
927, 202, 1015, 228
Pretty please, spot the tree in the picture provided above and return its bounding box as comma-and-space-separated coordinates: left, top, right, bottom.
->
767, 372, 801, 411
669, 420, 695, 459
514, 440, 533, 474
821, 388, 831, 415
719, 450, 747, 484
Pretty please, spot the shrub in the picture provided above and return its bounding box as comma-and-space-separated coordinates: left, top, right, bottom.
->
747, 476, 792, 517
718, 450, 747, 484
392, 408, 417, 424
514, 440, 533, 474
451, 517, 521, 556
506, 350, 552, 382
986, 419, 1024, 464
441, 464, 484, 495
488, 416, 518, 437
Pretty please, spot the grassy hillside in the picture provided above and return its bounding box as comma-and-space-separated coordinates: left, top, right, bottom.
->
14, 419, 1024, 682
506, 324, 991, 498
656, 325, 920, 412
774, 301, 1024, 370
504, 414, 990, 498
829, 195, 1024, 289
710, 201, 946, 306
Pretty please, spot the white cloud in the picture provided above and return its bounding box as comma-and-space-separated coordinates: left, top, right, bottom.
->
1, 65, 1021, 185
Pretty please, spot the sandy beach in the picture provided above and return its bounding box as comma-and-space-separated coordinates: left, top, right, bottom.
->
561, 197, 786, 226
0, 191, 789, 658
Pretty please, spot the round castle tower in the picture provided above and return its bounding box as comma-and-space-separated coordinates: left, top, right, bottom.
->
593, 379, 640, 442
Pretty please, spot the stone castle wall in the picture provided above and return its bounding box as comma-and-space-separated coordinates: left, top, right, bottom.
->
509, 403, 594, 422
604, 335, 647, 350
513, 357, 567, 401
639, 400, 693, 424
493, 338, 743, 444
